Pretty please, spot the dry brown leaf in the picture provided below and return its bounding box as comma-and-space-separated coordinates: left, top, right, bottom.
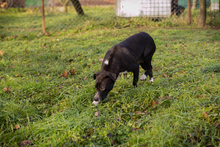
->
134, 111, 145, 114
151, 100, 159, 107
162, 96, 171, 100
70, 69, 75, 75
0, 50, 4, 56
99, 58, 103, 62
162, 74, 167, 77
132, 128, 143, 131
3, 87, 11, 93
18, 140, 33, 147
15, 124, 20, 130
203, 111, 208, 118
9, 65, 15, 68
15, 74, 22, 77
63, 71, 68, 77
95, 110, 99, 117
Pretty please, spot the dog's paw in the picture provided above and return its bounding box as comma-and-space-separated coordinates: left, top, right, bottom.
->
140, 74, 147, 81
150, 77, 154, 84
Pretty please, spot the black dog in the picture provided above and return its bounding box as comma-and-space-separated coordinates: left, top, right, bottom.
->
93, 32, 156, 105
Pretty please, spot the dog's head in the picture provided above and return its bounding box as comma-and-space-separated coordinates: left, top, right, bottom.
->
93, 71, 117, 105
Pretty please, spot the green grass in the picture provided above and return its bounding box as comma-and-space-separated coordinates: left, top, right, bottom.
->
0, 6, 220, 147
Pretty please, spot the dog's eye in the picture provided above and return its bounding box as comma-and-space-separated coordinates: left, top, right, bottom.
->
100, 86, 105, 91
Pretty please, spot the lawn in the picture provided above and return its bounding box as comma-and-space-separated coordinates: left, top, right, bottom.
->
0, 6, 220, 147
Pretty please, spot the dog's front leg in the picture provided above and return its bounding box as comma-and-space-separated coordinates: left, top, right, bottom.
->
132, 64, 139, 87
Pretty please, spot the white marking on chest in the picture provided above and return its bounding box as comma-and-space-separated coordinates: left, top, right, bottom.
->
104, 60, 109, 65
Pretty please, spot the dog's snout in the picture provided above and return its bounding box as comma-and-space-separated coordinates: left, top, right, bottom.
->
94, 92, 100, 101
93, 92, 100, 106
94, 97, 99, 101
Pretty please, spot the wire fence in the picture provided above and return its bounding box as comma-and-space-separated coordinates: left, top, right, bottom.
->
0, 0, 219, 37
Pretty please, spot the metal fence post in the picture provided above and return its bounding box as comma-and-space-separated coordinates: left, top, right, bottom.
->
42, 0, 46, 34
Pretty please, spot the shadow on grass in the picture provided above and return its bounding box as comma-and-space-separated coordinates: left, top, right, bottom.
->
204, 64, 220, 73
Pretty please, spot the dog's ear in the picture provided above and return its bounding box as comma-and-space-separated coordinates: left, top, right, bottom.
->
107, 72, 117, 82
93, 71, 101, 80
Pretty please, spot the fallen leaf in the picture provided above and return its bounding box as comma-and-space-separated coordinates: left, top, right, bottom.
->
70, 69, 75, 75
88, 129, 92, 135
60, 71, 68, 78
15, 74, 22, 77
15, 124, 20, 130
214, 122, 219, 127
203, 111, 208, 118
151, 100, 159, 107
132, 128, 143, 131
0, 50, 4, 56
178, 74, 183, 77
162, 96, 171, 100
3, 87, 11, 93
196, 95, 203, 98
44, 32, 51, 36
18, 140, 33, 147
134, 111, 145, 114
95, 110, 99, 117
9, 65, 15, 68
162, 74, 167, 77
64, 71, 68, 77
111, 140, 116, 145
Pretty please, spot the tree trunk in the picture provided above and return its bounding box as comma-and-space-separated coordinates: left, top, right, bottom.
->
188, 0, 191, 24
192, 0, 197, 10
198, 0, 206, 27
70, 0, 84, 15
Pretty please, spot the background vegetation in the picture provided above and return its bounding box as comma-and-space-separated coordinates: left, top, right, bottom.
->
0, 6, 220, 146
